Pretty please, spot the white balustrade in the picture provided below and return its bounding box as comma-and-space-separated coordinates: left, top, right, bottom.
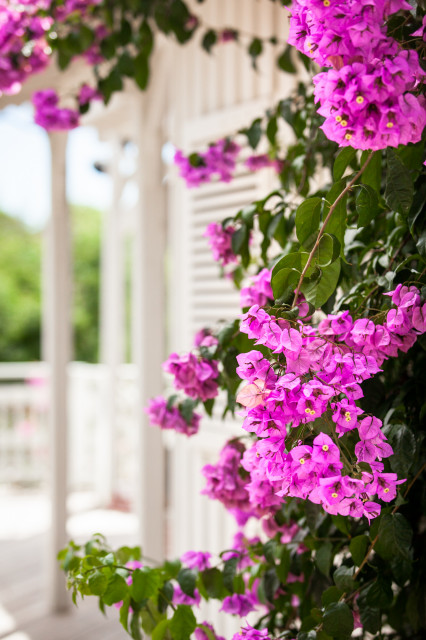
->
0, 361, 139, 505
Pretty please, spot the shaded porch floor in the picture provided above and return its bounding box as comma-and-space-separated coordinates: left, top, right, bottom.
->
0, 490, 139, 640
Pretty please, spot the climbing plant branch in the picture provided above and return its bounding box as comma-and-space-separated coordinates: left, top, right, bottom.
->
292, 151, 375, 306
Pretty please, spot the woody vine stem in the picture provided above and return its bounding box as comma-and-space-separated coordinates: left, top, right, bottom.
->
292, 151, 375, 307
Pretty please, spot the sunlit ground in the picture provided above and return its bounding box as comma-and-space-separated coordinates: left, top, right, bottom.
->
0, 487, 138, 640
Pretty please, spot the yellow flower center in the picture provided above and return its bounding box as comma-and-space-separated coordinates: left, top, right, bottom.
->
310, 409, 316, 415
340, 120, 348, 127
305, 408, 311, 414
322, 444, 329, 452
331, 492, 338, 498
356, 96, 364, 104
345, 133, 353, 141
335, 115, 342, 123
345, 411, 352, 421
299, 458, 305, 465
384, 488, 390, 493
386, 122, 394, 128
323, 0, 331, 5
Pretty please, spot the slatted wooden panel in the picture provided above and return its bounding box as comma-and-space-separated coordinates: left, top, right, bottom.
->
166, 117, 277, 635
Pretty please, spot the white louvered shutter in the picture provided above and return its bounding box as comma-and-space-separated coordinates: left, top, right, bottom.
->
166, 105, 278, 634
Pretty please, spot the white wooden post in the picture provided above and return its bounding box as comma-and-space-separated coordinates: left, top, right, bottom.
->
45, 131, 71, 612
98, 136, 125, 506
131, 93, 166, 561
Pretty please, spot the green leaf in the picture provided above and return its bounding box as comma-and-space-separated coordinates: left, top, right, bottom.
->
366, 577, 393, 609
391, 554, 413, 586
417, 230, 426, 259
388, 424, 415, 477
169, 605, 197, 640
333, 565, 355, 592
202, 29, 217, 53
100, 36, 116, 60
349, 535, 369, 567
177, 568, 196, 597
198, 624, 217, 640
263, 540, 277, 564
271, 251, 309, 300
138, 20, 154, 56
313, 234, 340, 267
241, 118, 263, 150
331, 514, 350, 535
263, 567, 279, 602
398, 141, 425, 171
360, 606, 381, 634
324, 180, 347, 249
131, 568, 162, 602
130, 612, 142, 640
201, 568, 227, 599
231, 225, 248, 255
217, 321, 237, 347
179, 398, 196, 425
375, 513, 413, 562
88, 570, 108, 596
158, 581, 174, 613
248, 38, 263, 67
119, 597, 130, 632
295, 197, 322, 248
276, 547, 290, 583
277, 45, 296, 73
301, 259, 341, 308
315, 542, 332, 578
223, 556, 238, 592
203, 398, 214, 416
322, 586, 344, 607
98, 68, 123, 104
333, 147, 356, 181
271, 267, 301, 300
361, 150, 381, 193
305, 501, 323, 533
322, 602, 354, 638
152, 619, 170, 640
134, 53, 150, 90
119, 18, 132, 45
117, 52, 135, 77
356, 184, 379, 228
103, 574, 128, 606
385, 150, 414, 216
266, 116, 278, 146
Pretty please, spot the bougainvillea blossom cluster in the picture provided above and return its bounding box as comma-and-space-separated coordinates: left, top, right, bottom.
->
174, 139, 240, 188
204, 222, 238, 268
0, 0, 102, 98
32, 88, 80, 130
163, 352, 219, 402
227, 285, 426, 522
0, 0, 52, 95
146, 396, 201, 437
201, 440, 283, 523
288, 0, 426, 149
240, 268, 274, 309
174, 144, 285, 188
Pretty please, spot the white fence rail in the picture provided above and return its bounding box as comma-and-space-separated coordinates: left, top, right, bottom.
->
0, 362, 139, 506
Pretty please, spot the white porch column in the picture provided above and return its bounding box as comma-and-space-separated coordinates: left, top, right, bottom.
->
46, 131, 71, 612
98, 137, 125, 506
132, 94, 166, 561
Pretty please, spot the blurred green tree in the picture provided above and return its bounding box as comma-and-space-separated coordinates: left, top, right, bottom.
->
0, 206, 101, 363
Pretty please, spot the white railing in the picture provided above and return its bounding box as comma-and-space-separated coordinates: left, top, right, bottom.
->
0, 362, 139, 506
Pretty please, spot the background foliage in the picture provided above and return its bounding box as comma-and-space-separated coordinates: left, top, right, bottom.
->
0, 206, 101, 363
